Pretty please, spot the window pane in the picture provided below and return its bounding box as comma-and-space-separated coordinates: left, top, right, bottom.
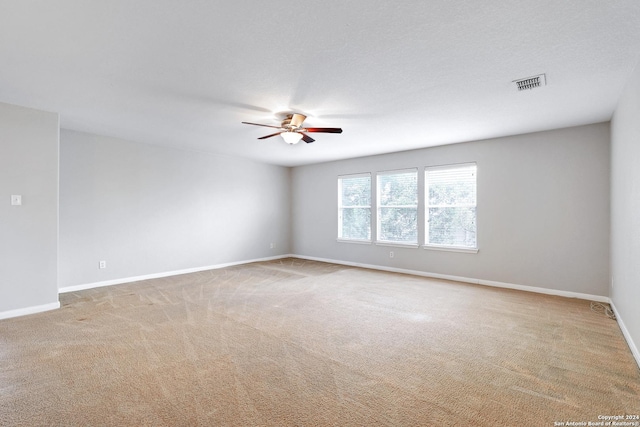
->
428, 166, 476, 206
339, 174, 371, 241
378, 172, 418, 206
377, 170, 418, 243
341, 176, 371, 207
428, 207, 476, 247
340, 208, 371, 240
379, 207, 418, 242
425, 164, 477, 248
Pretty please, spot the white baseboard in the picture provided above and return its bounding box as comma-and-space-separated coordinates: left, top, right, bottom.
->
59, 251, 612, 307
292, 254, 611, 303
15, 254, 639, 369
0, 301, 60, 321
294, 255, 640, 366
58, 254, 291, 294
610, 302, 640, 370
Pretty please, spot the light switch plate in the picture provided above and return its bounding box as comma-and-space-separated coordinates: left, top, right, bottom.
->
11, 195, 22, 206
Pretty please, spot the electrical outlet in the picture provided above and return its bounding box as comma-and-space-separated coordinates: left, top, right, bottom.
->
99, 261, 107, 269
11, 195, 22, 206
270, 242, 276, 249
389, 251, 394, 258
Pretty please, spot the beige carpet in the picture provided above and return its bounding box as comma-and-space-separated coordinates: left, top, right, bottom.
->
1, 258, 638, 426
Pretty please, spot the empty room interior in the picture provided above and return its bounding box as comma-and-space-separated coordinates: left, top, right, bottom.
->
1, 1, 640, 425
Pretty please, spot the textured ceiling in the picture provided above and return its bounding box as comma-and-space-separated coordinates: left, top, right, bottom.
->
1, 0, 640, 166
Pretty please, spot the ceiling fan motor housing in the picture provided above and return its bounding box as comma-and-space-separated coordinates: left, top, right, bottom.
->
281, 115, 294, 129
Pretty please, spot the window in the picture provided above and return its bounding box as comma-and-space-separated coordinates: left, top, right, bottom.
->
425, 163, 477, 250
377, 169, 418, 244
338, 173, 371, 241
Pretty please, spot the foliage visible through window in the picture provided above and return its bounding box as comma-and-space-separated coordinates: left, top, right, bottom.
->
425, 164, 477, 249
377, 169, 418, 244
338, 174, 371, 241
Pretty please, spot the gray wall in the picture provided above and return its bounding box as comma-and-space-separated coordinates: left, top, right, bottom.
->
292, 123, 610, 296
0, 101, 59, 314
59, 130, 291, 289
611, 61, 640, 358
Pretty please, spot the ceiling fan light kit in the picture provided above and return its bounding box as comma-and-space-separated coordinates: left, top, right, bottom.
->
242, 113, 342, 145
281, 131, 303, 145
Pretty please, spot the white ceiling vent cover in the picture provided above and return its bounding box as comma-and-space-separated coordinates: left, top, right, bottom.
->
513, 74, 546, 91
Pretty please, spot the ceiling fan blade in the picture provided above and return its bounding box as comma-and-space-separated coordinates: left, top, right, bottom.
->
258, 131, 284, 140
300, 133, 315, 143
301, 127, 343, 133
290, 113, 307, 128
242, 121, 283, 130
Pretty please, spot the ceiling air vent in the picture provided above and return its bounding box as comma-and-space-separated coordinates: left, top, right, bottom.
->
513, 74, 546, 91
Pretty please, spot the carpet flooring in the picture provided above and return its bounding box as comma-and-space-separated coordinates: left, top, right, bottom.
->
1, 258, 638, 426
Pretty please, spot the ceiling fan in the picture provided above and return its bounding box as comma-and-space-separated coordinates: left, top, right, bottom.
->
242, 113, 342, 144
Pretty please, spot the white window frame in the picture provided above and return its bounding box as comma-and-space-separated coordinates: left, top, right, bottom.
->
337, 173, 372, 243
376, 168, 419, 246
424, 163, 478, 253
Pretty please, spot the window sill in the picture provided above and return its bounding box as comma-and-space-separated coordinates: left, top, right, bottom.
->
422, 245, 478, 254
375, 241, 419, 249
337, 239, 372, 245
